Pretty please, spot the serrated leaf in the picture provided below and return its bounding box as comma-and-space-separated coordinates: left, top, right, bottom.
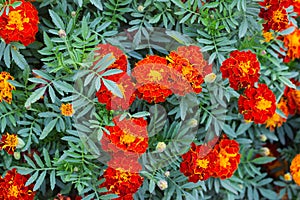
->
33, 153, 45, 168
33, 171, 47, 191
102, 78, 123, 98
50, 170, 56, 190
252, 156, 276, 164
25, 87, 47, 108
25, 171, 39, 186
11, 48, 29, 69
43, 148, 51, 167
49, 10, 65, 29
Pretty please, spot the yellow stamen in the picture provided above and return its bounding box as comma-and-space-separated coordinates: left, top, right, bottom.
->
256, 97, 272, 110
6, 10, 29, 31
8, 185, 19, 197
196, 159, 209, 169
149, 70, 163, 81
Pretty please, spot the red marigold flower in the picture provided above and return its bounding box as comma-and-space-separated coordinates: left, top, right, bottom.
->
213, 137, 241, 179
100, 167, 144, 200
0, 133, 18, 155
106, 151, 143, 172
167, 49, 204, 94
132, 55, 174, 103
0, 0, 39, 46
0, 168, 36, 200
283, 27, 300, 63
284, 79, 300, 114
259, 3, 291, 32
220, 50, 260, 90
102, 115, 148, 154
290, 154, 300, 186
238, 84, 276, 124
180, 142, 218, 182
0, 71, 16, 103
265, 98, 289, 131
96, 74, 136, 110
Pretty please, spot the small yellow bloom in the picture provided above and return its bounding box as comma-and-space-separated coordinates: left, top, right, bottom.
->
290, 154, 300, 186
60, 103, 74, 116
263, 31, 274, 43
284, 172, 292, 181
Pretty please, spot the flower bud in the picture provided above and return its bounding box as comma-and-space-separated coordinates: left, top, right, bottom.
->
260, 147, 270, 156
261, 50, 266, 55
58, 29, 66, 38
204, 73, 217, 83
259, 134, 267, 142
188, 118, 198, 128
157, 180, 168, 190
74, 167, 79, 172
14, 152, 21, 160
164, 171, 170, 177
71, 11, 76, 17
138, 5, 145, 12
284, 172, 292, 181
156, 142, 167, 152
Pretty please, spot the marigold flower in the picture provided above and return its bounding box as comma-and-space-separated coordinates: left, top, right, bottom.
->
60, 103, 74, 116
213, 137, 241, 179
180, 142, 218, 182
0, 71, 15, 103
220, 50, 260, 90
167, 49, 204, 94
259, 3, 291, 32
96, 74, 136, 110
284, 172, 292, 181
106, 151, 143, 172
102, 115, 148, 154
0, 168, 36, 200
290, 154, 300, 186
263, 31, 274, 42
132, 55, 176, 103
283, 27, 300, 62
0, 0, 39, 46
265, 98, 289, 131
0, 133, 18, 155
238, 84, 276, 124
100, 167, 144, 200
284, 79, 300, 115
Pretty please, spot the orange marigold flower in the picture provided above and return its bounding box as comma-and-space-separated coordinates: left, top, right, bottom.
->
106, 151, 143, 172
0, 71, 16, 103
213, 137, 241, 179
290, 154, 300, 186
263, 31, 274, 42
284, 79, 300, 115
96, 74, 136, 110
0, 0, 39, 46
102, 115, 148, 154
132, 55, 174, 103
180, 142, 218, 182
167, 49, 204, 94
238, 84, 276, 124
259, 3, 291, 32
265, 98, 289, 131
220, 50, 260, 90
60, 103, 74, 116
0, 133, 18, 155
100, 167, 144, 200
0, 168, 36, 200
283, 27, 300, 62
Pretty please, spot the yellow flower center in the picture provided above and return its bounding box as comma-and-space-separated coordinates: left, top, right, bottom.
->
8, 185, 19, 197
219, 149, 237, 168
256, 97, 272, 110
149, 70, 163, 81
6, 10, 29, 31
272, 9, 285, 23
238, 61, 251, 74
263, 32, 274, 42
120, 131, 136, 144
3, 134, 18, 150
196, 158, 209, 169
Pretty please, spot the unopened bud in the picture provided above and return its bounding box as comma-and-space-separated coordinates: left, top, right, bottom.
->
261, 50, 266, 55
58, 29, 66, 38
204, 73, 216, 83
138, 5, 145, 12
164, 171, 170, 177
14, 152, 21, 160
259, 134, 267, 142
284, 172, 292, 181
157, 180, 168, 190
260, 147, 270, 156
71, 11, 76, 17
188, 118, 198, 128
156, 142, 167, 152
74, 167, 79, 172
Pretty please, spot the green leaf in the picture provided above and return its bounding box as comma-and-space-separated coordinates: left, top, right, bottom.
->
49, 10, 65, 30
40, 118, 58, 140
25, 87, 47, 108
11, 48, 29, 69
149, 179, 155, 193
279, 76, 296, 89
102, 78, 123, 98
25, 171, 39, 186
33, 171, 47, 191
252, 156, 276, 164
50, 170, 56, 190
24, 155, 36, 169
33, 153, 45, 168
90, 0, 103, 10
43, 148, 51, 167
